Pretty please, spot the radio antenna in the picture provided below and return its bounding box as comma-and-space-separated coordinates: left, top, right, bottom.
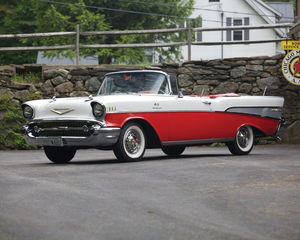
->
263, 86, 267, 96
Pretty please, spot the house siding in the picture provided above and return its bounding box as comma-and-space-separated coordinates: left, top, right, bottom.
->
179, 0, 286, 61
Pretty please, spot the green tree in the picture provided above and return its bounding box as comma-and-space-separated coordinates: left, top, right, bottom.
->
33, 0, 111, 63
34, 0, 195, 64
0, 0, 38, 65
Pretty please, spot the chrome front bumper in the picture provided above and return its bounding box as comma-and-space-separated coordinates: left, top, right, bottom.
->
21, 122, 121, 147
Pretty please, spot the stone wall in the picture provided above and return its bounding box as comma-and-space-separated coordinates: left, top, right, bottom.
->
1, 54, 300, 149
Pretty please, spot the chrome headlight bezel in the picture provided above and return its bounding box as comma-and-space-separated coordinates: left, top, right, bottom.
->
91, 102, 106, 118
22, 105, 34, 119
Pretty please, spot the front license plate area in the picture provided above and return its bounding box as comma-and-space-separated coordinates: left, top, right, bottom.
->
49, 137, 64, 147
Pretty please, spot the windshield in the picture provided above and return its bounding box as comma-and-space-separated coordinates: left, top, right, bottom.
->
97, 72, 170, 95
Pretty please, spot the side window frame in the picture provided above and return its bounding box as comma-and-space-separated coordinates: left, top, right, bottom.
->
169, 75, 179, 95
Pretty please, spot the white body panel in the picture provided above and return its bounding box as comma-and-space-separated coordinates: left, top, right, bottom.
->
26, 94, 285, 120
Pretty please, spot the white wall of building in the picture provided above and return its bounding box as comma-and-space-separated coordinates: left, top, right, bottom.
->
180, 0, 285, 61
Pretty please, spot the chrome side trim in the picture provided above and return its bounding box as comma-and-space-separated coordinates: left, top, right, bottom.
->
225, 107, 282, 120
106, 110, 214, 114
162, 138, 235, 146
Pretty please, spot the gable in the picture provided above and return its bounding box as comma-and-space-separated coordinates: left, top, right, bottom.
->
244, 0, 285, 37
266, 2, 294, 23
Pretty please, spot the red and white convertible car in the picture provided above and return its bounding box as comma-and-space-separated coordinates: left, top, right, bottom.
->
21, 70, 287, 163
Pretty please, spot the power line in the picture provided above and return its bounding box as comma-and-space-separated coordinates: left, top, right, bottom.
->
117, 0, 294, 21
37, 0, 193, 20
37, 0, 293, 25
36, 0, 220, 23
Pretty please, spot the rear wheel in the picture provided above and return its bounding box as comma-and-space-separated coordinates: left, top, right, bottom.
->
162, 146, 186, 157
44, 146, 76, 163
226, 125, 254, 155
113, 122, 146, 162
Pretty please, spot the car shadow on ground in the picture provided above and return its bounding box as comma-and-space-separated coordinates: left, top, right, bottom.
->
15, 148, 264, 166
16, 152, 263, 167
63, 152, 248, 165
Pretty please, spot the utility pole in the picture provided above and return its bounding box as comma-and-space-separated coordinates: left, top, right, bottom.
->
296, 0, 300, 38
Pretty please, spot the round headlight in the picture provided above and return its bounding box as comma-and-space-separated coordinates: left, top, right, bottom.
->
93, 103, 105, 117
23, 105, 34, 119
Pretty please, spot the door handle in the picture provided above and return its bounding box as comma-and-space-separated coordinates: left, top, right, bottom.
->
202, 101, 211, 105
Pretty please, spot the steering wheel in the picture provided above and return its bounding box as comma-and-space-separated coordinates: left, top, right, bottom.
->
151, 85, 166, 94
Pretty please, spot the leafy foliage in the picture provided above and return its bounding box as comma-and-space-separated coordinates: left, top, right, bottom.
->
0, 0, 196, 65
0, 95, 17, 111
0, 0, 38, 65
33, 0, 111, 61
11, 131, 28, 150
0, 94, 28, 149
11, 72, 42, 84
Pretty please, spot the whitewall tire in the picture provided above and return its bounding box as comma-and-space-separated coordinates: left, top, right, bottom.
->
113, 122, 146, 162
226, 125, 254, 155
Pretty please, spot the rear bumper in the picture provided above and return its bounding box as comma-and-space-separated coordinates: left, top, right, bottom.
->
275, 122, 288, 136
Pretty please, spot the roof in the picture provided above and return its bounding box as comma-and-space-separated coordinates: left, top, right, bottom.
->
245, 0, 283, 20
245, 0, 286, 37
36, 52, 98, 65
287, 21, 300, 37
267, 2, 295, 23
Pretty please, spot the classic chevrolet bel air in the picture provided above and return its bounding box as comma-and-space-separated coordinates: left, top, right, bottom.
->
21, 70, 287, 163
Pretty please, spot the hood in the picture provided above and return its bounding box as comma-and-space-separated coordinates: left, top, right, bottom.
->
23, 94, 172, 120
25, 96, 96, 120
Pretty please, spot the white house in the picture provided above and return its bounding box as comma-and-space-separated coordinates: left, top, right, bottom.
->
180, 0, 294, 61
36, 52, 98, 65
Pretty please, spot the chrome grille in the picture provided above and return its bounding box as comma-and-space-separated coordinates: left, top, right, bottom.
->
36, 121, 88, 128
29, 121, 94, 137
39, 129, 90, 136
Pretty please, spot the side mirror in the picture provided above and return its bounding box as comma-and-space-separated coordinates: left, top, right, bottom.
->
178, 88, 185, 98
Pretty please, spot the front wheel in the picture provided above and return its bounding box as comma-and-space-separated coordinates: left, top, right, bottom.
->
44, 146, 77, 163
113, 122, 146, 162
226, 125, 254, 155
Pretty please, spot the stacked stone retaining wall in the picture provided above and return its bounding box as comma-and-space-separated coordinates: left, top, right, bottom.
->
0, 54, 300, 149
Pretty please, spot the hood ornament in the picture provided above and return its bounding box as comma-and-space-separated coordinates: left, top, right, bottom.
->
49, 95, 56, 103
51, 108, 75, 115
85, 95, 93, 102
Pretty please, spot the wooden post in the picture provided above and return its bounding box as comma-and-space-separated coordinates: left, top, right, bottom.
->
187, 21, 191, 62
76, 25, 79, 65
221, 12, 224, 59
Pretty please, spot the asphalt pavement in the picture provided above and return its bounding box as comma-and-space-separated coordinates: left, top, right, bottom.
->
0, 144, 299, 240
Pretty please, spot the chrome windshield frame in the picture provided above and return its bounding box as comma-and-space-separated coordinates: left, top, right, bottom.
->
97, 70, 171, 96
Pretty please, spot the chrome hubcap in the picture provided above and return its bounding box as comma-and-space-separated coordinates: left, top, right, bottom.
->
125, 129, 141, 154
237, 127, 249, 148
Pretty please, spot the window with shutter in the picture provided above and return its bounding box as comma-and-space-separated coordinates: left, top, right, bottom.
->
226, 18, 232, 41
226, 18, 250, 41
233, 19, 243, 41
244, 17, 250, 41
196, 18, 202, 42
